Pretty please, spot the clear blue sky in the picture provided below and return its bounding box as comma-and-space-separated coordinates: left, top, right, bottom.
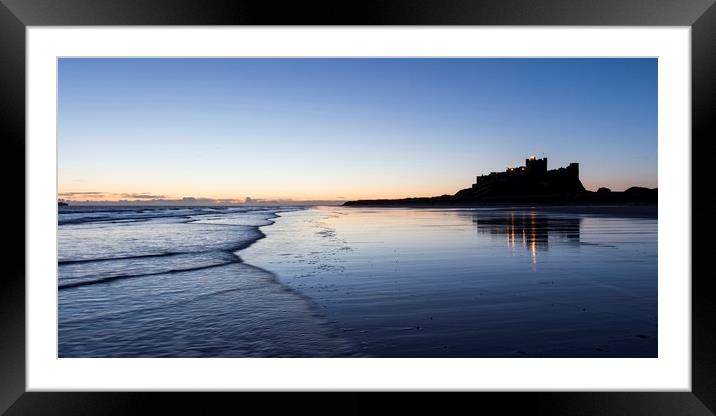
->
58, 58, 657, 201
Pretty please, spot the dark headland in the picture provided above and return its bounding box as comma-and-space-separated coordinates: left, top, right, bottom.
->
343, 156, 657, 215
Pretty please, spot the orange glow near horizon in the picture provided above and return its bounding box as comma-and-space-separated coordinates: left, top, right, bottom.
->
57, 183, 462, 202
57, 173, 655, 203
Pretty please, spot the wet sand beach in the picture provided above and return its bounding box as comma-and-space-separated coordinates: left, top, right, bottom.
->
58, 205, 657, 357
242, 206, 657, 357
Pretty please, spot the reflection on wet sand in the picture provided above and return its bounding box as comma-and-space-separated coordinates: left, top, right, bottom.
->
243, 207, 657, 357
472, 211, 581, 264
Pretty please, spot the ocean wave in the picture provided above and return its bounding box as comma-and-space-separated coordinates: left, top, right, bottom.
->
58, 207, 362, 357
58, 252, 189, 265
59, 260, 241, 289
58, 206, 288, 226
58, 207, 304, 288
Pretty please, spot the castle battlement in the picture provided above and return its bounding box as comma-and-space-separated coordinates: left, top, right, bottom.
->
471, 156, 583, 197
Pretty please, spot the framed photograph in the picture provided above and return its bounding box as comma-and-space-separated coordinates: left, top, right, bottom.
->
4, 0, 715, 414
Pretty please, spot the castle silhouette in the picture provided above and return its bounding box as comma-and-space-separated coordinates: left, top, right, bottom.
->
460, 156, 585, 200
343, 155, 656, 206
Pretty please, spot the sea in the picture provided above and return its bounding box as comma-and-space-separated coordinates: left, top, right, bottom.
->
58, 205, 657, 357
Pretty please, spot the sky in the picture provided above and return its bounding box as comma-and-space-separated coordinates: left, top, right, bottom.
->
58, 58, 657, 202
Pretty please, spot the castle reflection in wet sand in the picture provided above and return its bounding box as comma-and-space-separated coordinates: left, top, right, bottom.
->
473, 212, 582, 266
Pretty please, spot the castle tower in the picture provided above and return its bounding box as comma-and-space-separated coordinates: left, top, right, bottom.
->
525, 156, 547, 175
567, 162, 579, 180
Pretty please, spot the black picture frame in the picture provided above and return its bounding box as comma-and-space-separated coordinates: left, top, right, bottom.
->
2, 0, 714, 414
